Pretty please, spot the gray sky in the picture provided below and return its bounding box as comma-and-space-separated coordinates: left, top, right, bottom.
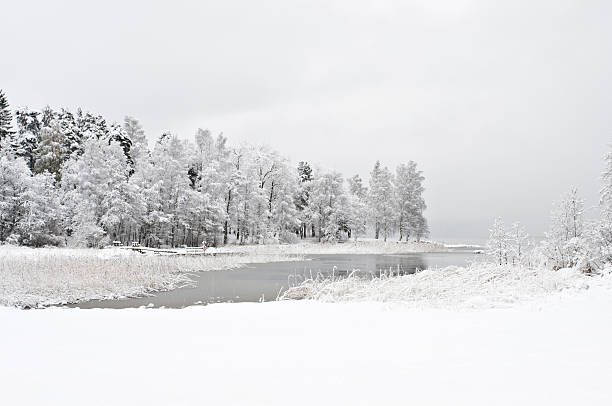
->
2, 0, 611, 241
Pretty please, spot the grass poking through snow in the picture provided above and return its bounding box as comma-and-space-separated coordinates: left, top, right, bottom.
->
0, 246, 301, 308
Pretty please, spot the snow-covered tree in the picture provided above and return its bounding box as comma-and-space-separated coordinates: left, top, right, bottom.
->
61, 138, 132, 247
487, 218, 510, 265
0, 144, 30, 242
0, 90, 13, 142
540, 188, 589, 269
601, 146, 612, 218
107, 122, 134, 170
347, 174, 366, 199
11, 108, 41, 170
34, 121, 66, 182
368, 161, 396, 241
395, 161, 427, 241
19, 171, 64, 246
507, 222, 530, 265
311, 170, 345, 242
150, 134, 192, 247
295, 162, 314, 239
594, 146, 612, 266
124, 116, 147, 164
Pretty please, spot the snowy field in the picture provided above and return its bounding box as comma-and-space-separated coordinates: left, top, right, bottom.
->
1, 286, 611, 406
0, 246, 300, 308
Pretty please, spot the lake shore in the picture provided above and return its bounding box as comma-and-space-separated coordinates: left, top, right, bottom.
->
0, 241, 454, 308
0, 246, 302, 308
216, 239, 448, 255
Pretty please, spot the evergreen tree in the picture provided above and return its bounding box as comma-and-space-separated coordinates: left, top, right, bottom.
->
0, 90, 14, 142
12, 108, 41, 171
295, 161, 314, 238
347, 174, 367, 199
34, 121, 66, 182
107, 122, 134, 170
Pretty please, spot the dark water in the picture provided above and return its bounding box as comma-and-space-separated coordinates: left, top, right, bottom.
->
70, 251, 477, 309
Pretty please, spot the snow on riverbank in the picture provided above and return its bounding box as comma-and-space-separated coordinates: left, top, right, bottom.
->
0, 246, 300, 308
1, 289, 611, 406
280, 263, 611, 308
217, 239, 446, 255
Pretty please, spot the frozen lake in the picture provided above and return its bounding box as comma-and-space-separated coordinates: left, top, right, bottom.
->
71, 251, 478, 309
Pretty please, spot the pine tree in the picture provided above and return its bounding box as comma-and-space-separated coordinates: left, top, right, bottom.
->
347, 174, 367, 199
107, 122, 134, 170
124, 116, 148, 166
57, 108, 81, 160
0, 90, 14, 142
295, 162, 314, 238
34, 121, 66, 182
12, 108, 42, 171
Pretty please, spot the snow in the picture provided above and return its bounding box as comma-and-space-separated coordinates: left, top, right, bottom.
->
217, 240, 446, 255
444, 243, 485, 249
1, 287, 611, 405
0, 246, 301, 308
280, 263, 609, 308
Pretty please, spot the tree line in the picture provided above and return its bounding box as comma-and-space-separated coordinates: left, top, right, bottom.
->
0, 90, 428, 247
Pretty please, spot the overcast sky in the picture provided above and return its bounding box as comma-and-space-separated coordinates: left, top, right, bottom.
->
2, 0, 611, 241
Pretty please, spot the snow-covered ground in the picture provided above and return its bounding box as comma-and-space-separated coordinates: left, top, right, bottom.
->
218, 239, 446, 255
280, 263, 605, 308
0, 246, 300, 308
1, 285, 611, 405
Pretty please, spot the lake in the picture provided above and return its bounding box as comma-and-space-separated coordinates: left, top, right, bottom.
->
71, 251, 478, 309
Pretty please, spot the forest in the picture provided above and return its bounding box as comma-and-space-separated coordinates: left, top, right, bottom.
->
0, 90, 428, 248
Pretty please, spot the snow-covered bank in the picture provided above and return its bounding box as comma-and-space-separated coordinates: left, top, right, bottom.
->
217, 239, 446, 255
280, 263, 611, 308
1, 290, 611, 406
0, 246, 300, 308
